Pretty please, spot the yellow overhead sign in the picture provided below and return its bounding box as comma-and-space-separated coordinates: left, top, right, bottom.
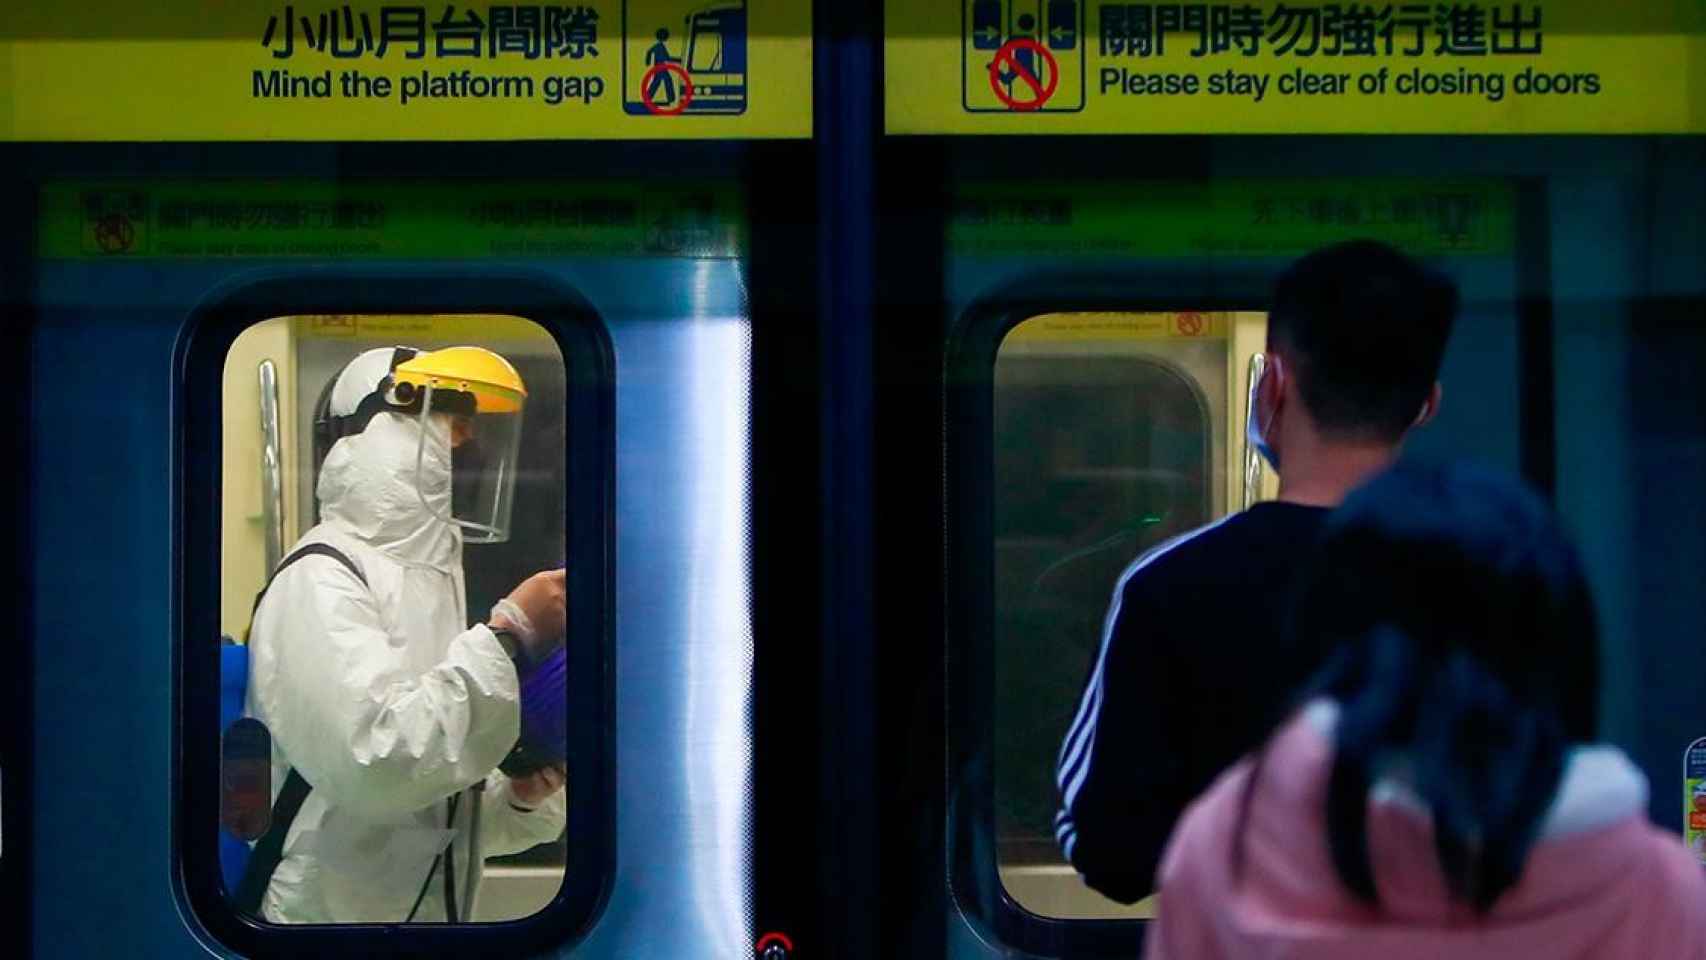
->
886, 1, 1706, 134
0, 1, 811, 140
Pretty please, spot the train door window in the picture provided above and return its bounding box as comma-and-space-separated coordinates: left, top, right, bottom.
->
688, 8, 746, 73
983, 311, 1269, 921
207, 311, 599, 932
688, 18, 725, 72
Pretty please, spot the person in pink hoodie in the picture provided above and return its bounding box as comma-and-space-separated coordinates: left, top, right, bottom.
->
1147, 461, 1706, 960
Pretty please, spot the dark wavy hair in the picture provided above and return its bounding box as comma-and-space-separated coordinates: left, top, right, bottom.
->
1235, 461, 1599, 913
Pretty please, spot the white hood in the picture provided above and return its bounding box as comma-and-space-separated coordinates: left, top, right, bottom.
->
316, 411, 461, 571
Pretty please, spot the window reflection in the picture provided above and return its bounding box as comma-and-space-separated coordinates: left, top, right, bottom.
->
991, 313, 1245, 919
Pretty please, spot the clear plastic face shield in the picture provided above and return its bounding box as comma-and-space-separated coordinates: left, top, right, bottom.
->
391, 347, 527, 544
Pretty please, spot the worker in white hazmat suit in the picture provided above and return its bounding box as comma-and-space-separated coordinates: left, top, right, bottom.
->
243, 344, 567, 923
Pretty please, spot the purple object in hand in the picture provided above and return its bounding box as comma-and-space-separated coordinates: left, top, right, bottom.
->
517, 646, 568, 762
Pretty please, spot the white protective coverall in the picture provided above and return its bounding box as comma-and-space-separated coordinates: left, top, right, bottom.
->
245, 408, 566, 923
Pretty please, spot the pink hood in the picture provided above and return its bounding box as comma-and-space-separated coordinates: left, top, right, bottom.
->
1147, 702, 1706, 960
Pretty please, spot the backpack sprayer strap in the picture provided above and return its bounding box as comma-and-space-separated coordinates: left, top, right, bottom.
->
233, 542, 367, 917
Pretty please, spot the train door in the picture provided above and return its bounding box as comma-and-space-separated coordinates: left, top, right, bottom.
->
16, 152, 819, 960
5, 3, 817, 956
874, 7, 1705, 957
881, 159, 1706, 960
905, 173, 1530, 957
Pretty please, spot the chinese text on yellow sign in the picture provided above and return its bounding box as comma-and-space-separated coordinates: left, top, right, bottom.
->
0, 1, 811, 140
885, 2, 1706, 133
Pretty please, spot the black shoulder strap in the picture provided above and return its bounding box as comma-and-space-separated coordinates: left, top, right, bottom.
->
250, 542, 368, 619
234, 542, 367, 916
234, 769, 311, 916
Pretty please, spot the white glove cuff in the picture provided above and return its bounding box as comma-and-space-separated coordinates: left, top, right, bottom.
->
491, 597, 538, 647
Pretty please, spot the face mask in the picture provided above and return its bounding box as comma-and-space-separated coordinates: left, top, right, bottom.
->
451, 438, 487, 520
1246, 362, 1281, 472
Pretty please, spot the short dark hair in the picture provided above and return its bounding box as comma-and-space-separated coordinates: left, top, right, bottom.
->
1269, 240, 1458, 442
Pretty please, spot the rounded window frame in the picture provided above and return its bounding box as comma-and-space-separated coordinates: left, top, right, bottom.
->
175, 274, 615, 958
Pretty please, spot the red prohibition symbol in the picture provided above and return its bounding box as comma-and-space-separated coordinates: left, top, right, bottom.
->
640, 61, 694, 116
988, 38, 1059, 111
95, 213, 135, 254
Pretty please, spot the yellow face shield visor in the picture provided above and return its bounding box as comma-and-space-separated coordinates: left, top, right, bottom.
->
392, 346, 528, 544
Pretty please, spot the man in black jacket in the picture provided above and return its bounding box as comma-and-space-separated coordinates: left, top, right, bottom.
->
1053, 240, 1459, 904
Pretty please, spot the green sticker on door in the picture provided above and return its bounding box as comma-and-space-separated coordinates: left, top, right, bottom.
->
1685, 738, 1706, 864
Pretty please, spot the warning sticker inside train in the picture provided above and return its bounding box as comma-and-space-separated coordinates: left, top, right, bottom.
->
1683, 738, 1706, 866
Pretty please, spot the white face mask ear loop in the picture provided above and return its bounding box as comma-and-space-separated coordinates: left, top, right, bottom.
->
1245, 354, 1262, 437
1245, 353, 1284, 477
1258, 354, 1281, 439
